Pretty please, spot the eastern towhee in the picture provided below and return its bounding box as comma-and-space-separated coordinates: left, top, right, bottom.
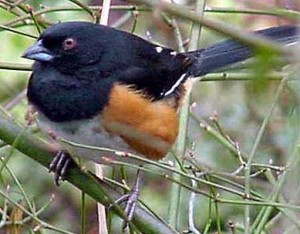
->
22, 21, 298, 220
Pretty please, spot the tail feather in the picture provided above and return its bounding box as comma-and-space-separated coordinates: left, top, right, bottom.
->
187, 25, 299, 77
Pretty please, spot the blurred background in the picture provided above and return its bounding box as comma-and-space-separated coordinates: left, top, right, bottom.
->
0, 0, 300, 233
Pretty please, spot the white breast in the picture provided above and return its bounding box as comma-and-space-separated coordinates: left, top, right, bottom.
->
36, 113, 140, 165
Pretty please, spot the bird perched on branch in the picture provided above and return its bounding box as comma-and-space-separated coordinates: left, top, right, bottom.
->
22, 21, 298, 221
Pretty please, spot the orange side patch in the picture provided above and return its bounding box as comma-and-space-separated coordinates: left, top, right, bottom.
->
101, 84, 180, 160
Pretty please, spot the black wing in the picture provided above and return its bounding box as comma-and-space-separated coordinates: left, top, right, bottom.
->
100, 30, 193, 100
100, 24, 298, 100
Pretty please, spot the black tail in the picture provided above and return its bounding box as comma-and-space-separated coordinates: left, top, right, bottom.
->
187, 25, 299, 77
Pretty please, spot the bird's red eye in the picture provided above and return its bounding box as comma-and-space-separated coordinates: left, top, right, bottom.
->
62, 38, 76, 50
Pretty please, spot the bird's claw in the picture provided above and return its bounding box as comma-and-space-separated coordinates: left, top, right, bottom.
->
49, 151, 72, 186
109, 170, 141, 230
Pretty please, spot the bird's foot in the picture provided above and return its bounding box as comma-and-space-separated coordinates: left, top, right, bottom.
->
109, 170, 141, 230
49, 151, 73, 186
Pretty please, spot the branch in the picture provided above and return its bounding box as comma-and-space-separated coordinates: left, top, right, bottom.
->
0, 115, 176, 234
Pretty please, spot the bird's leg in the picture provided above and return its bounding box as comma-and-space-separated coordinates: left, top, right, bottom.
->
49, 151, 74, 186
24, 105, 37, 126
44, 129, 76, 186
109, 169, 141, 229
123, 169, 141, 226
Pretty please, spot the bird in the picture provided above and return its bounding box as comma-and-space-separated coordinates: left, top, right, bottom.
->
22, 21, 298, 221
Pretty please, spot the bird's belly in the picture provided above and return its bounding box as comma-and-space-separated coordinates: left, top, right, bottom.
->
36, 114, 138, 164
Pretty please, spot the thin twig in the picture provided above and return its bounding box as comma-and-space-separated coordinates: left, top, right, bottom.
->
244, 76, 289, 234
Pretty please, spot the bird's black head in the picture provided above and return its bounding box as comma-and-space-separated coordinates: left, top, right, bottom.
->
23, 21, 114, 73
24, 22, 120, 122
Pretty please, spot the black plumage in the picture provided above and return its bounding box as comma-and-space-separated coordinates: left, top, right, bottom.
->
24, 22, 298, 122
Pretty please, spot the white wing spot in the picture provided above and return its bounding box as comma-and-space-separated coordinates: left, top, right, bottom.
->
285, 41, 299, 47
146, 31, 153, 41
155, 46, 163, 53
170, 51, 177, 56
164, 73, 187, 96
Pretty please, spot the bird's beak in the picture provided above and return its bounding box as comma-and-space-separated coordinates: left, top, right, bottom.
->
22, 40, 54, 62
